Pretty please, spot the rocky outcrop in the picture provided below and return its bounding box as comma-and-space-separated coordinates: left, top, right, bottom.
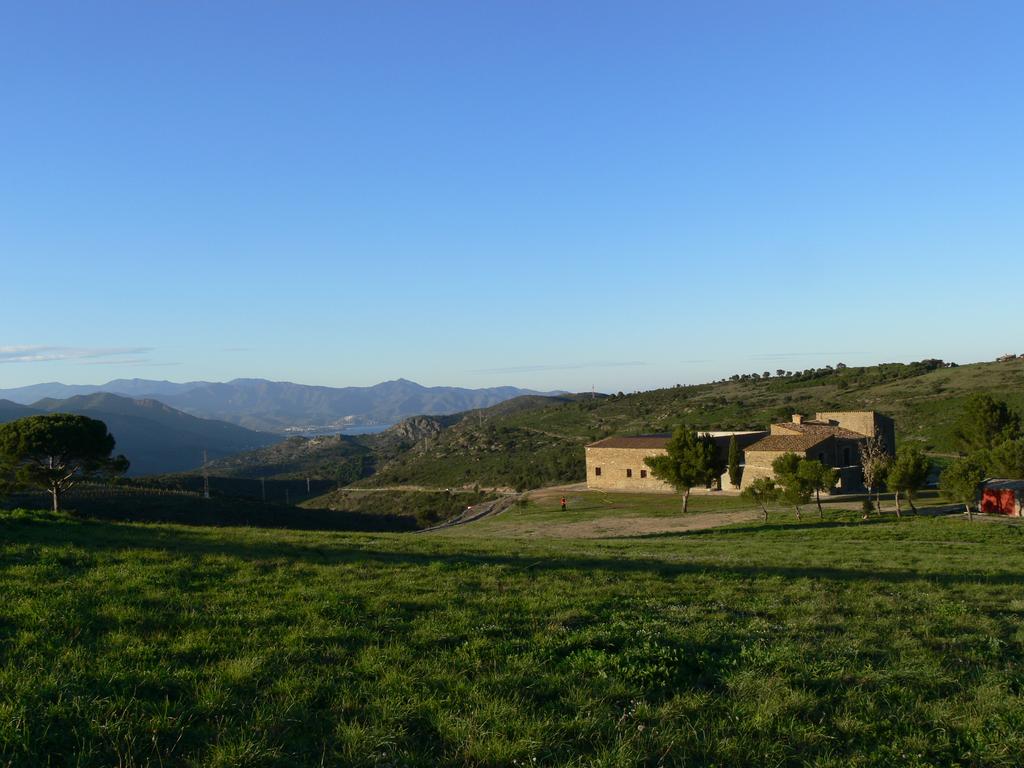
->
381, 416, 447, 450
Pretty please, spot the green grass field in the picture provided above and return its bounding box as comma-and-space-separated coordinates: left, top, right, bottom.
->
456, 488, 758, 538
463, 488, 953, 538
2, 498, 1023, 767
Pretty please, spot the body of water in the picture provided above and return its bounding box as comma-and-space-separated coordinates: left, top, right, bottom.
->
286, 424, 393, 437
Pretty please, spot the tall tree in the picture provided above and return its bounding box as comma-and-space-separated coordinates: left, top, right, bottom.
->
0, 454, 11, 500
797, 459, 839, 519
771, 453, 812, 520
644, 426, 717, 514
940, 458, 985, 521
859, 433, 892, 515
0, 414, 129, 512
727, 435, 742, 490
741, 476, 778, 522
887, 445, 932, 515
952, 394, 1022, 453
772, 452, 803, 483
980, 438, 1024, 479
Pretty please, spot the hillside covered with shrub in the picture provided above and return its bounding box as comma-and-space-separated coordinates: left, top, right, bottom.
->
361, 358, 1024, 490
182, 359, 1024, 494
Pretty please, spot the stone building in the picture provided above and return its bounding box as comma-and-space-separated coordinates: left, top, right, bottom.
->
585, 431, 768, 493
739, 411, 895, 491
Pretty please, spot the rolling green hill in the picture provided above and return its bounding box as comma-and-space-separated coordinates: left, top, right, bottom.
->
191, 414, 459, 482
10, 393, 281, 475
179, 359, 1024, 495
2, 483, 412, 532
198, 434, 374, 481
360, 358, 1024, 490
0, 399, 40, 422
300, 487, 497, 527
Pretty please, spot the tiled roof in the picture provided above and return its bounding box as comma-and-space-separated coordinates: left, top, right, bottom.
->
587, 431, 768, 451
773, 422, 867, 439
745, 433, 832, 452
586, 434, 671, 449
748, 422, 869, 453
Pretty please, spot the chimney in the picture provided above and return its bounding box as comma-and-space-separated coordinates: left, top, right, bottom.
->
791, 414, 804, 424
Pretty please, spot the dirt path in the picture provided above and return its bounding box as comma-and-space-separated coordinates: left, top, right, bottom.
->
416, 495, 519, 533
518, 426, 588, 441
339, 485, 448, 493
427, 483, 974, 540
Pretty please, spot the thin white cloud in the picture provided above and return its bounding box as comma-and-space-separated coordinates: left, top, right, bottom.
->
747, 351, 855, 361
0, 346, 154, 364
80, 357, 151, 366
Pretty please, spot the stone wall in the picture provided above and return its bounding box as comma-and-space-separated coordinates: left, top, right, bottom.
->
740, 438, 866, 491
584, 446, 676, 492
816, 411, 896, 453
740, 449, 792, 489
807, 436, 863, 469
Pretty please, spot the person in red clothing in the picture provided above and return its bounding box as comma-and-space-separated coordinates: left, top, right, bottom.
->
560, 496, 567, 511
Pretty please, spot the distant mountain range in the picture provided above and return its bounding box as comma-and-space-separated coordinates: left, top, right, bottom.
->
0, 378, 561, 433
0, 379, 203, 403
0, 399, 39, 422
0, 393, 278, 476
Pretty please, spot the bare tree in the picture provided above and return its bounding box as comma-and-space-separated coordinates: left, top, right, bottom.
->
860, 432, 892, 517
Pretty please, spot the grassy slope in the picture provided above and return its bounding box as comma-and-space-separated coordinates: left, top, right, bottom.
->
196, 434, 374, 481
366, 359, 1024, 489
2, 506, 1023, 767
463, 486, 867, 535
491, 358, 1024, 449
299, 487, 497, 527
3, 486, 415, 532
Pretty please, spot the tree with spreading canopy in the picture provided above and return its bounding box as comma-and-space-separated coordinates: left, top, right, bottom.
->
644, 425, 717, 514
979, 438, 1024, 480
952, 394, 1021, 454
771, 452, 812, 520
940, 457, 985, 521
0, 414, 129, 512
797, 459, 839, 519
887, 445, 932, 515
741, 476, 778, 522
727, 435, 741, 489
0, 455, 11, 500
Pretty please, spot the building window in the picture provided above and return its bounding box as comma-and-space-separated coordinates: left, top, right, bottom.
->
626, 468, 633, 478
640, 469, 647, 478
595, 467, 602, 476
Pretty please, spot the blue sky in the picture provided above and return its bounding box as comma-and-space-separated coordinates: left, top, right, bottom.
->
2, 1, 1022, 392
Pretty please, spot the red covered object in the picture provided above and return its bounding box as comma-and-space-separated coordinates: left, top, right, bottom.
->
981, 488, 1019, 516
